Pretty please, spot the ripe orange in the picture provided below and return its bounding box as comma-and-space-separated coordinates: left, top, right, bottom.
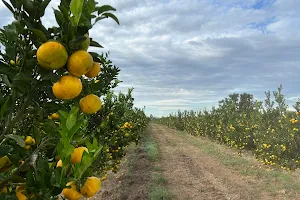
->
52, 75, 82, 100
25, 136, 34, 145
67, 50, 93, 77
70, 147, 89, 164
50, 113, 59, 120
16, 191, 27, 200
62, 182, 82, 200
79, 94, 102, 114
80, 177, 101, 197
85, 62, 101, 78
15, 185, 31, 200
36, 41, 68, 70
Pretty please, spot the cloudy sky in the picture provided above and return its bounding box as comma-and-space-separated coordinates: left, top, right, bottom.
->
1, 0, 300, 116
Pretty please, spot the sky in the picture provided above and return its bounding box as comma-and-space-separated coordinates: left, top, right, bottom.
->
1, 0, 300, 117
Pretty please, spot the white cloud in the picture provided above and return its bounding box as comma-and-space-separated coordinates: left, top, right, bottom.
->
1, 0, 300, 117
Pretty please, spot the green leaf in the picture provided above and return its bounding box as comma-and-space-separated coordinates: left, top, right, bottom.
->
13, 72, 32, 81
96, 5, 116, 15
67, 23, 75, 43
86, 141, 93, 151
68, 122, 82, 139
92, 138, 97, 148
5, 43, 16, 58
35, 21, 48, 37
66, 113, 77, 130
6, 134, 25, 147
59, 6, 69, 23
57, 140, 74, 162
0, 146, 12, 157
6, 29, 18, 42
75, 151, 92, 178
58, 110, 68, 133
0, 97, 9, 119
93, 16, 105, 25
10, 174, 25, 183
37, 156, 50, 171
88, 52, 101, 59
54, 166, 62, 179
32, 126, 41, 146
69, 35, 87, 50
85, 0, 96, 14
26, 170, 35, 187
70, 106, 79, 116
12, 20, 24, 33
13, 72, 32, 93
81, 151, 92, 166
23, 0, 35, 14
44, 120, 58, 136
39, 0, 51, 17
38, 67, 56, 80
0, 62, 15, 77
22, 18, 34, 29
70, 0, 85, 26
15, 0, 22, 9
90, 40, 103, 48
58, 110, 68, 120
23, 59, 37, 69
2, 0, 14, 14
54, 9, 64, 27
29, 29, 47, 42
78, 14, 92, 28
77, 26, 89, 36
93, 145, 102, 159
54, 167, 62, 185
101, 13, 120, 25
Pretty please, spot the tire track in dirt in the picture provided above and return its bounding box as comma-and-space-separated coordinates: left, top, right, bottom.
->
150, 123, 275, 200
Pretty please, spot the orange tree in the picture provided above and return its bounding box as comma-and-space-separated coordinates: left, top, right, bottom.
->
0, 0, 148, 199
156, 86, 300, 171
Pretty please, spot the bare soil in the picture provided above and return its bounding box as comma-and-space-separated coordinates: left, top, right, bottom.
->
91, 138, 151, 200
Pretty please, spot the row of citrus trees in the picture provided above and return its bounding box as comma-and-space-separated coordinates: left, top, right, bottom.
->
0, 0, 148, 199
156, 85, 300, 171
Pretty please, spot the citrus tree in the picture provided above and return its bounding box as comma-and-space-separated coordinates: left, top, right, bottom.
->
0, 0, 148, 199
157, 86, 300, 170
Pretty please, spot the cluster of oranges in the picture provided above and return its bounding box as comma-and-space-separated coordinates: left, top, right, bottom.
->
120, 122, 132, 129
120, 122, 133, 137
36, 38, 103, 199
290, 118, 299, 124
164, 109, 300, 170
24, 136, 36, 150
15, 185, 35, 200
36, 39, 102, 114
48, 113, 59, 120
62, 177, 101, 200
55, 147, 101, 199
0, 137, 34, 197
262, 144, 271, 149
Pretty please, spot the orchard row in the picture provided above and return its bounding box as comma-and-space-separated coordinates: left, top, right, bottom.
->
157, 86, 300, 171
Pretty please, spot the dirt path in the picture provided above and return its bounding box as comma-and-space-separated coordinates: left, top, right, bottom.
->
91, 142, 151, 200
94, 123, 300, 200
151, 124, 264, 200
